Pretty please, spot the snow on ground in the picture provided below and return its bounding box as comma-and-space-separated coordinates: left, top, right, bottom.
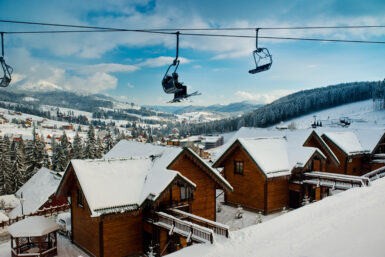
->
177, 111, 227, 123
280, 99, 385, 129
171, 177, 385, 257
216, 191, 283, 231
0, 234, 88, 257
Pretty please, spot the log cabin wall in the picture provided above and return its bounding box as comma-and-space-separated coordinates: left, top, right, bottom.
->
222, 145, 266, 212
303, 133, 338, 172
102, 212, 144, 257
71, 180, 100, 257
266, 176, 289, 213
322, 135, 364, 175
169, 153, 216, 220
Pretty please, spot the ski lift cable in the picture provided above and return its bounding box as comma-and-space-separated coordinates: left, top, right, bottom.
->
1, 19, 385, 31
1, 19, 385, 44
1, 30, 385, 44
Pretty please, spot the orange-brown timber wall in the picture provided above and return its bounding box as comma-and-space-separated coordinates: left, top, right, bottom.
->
169, 153, 217, 221
222, 145, 266, 212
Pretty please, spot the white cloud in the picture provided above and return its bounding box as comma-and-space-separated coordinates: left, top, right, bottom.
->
79, 63, 139, 74
127, 82, 134, 88
236, 89, 294, 104
64, 72, 118, 93
138, 56, 191, 67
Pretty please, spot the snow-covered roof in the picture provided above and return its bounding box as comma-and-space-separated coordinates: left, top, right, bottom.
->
238, 137, 291, 177
70, 155, 195, 217
105, 140, 232, 192
10, 167, 62, 218
104, 140, 177, 159
8, 216, 60, 238
170, 177, 385, 257
354, 128, 385, 153
322, 131, 368, 155
213, 128, 327, 176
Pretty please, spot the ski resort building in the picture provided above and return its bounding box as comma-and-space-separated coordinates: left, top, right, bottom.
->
213, 137, 326, 214
9, 167, 68, 218
211, 127, 385, 213
56, 141, 232, 257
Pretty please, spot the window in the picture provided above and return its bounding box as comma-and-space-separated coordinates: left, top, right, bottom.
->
77, 189, 83, 207
234, 161, 244, 175
180, 186, 193, 201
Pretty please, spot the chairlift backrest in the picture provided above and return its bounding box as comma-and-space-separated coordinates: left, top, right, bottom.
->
0, 57, 13, 88
249, 48, 272, 74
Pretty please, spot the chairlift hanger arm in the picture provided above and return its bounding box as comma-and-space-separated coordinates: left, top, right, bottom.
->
173, 31, 180, 65
1, 32, 4, 57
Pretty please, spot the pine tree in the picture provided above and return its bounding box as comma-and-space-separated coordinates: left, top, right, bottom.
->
55, 144, 67, 172
39, 135, 51, 168
104, 130, 114, 154
51, 136, 58, 171
10, 144, 25, 193
0, 136, 11, 195
72, 132, 83, 159
84, 124, 97, 159
61, 131, 70, 162
96, 137, 104, 158
23, 140, 36, 181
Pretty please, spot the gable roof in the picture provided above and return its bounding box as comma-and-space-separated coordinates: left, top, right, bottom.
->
105, 140, 232, 192
10, 167, 62, 218
213, 131, 327, 177
61, 157, 195, 217
303, 130, 340, 165
240, 137, 291, 176
322, 132, 368, 156
214, 137, 291, 178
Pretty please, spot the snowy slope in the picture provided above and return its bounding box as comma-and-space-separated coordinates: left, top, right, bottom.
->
280, 99, 385, 129
170, 177, 385, 257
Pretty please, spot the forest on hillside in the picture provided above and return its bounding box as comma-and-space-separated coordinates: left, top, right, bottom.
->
181, 81, 382, 135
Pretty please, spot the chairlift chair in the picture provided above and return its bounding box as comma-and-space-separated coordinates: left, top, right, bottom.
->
162, 32, 200, 103
249, 29, 272, 74
162, 32, 182, 95
0, 33, 13, 88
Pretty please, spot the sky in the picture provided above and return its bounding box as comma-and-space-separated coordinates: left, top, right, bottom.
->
0, 0, 385, 106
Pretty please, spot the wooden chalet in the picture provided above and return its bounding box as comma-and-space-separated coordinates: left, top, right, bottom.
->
56, 142, 232, 257
213, 137, 326, 214
320, 131, 385, 175
9, 167, 68, 218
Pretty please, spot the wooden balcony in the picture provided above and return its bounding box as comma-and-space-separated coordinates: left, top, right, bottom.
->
168, 208, 229, 238
150, 212, 215, 244
362, 166, 385, 181
303, 171, 370, 190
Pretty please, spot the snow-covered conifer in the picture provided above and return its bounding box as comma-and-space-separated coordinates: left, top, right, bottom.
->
104, 130, 114, 154
72, 132, 83, 159
10, 144, 25, 193
84, 124, 97, 159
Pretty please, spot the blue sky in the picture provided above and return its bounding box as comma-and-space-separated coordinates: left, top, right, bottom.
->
0, 0, 385, 106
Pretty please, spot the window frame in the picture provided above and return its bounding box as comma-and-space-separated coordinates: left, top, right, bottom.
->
180, 186, 193, 201
77, 189, 84, 207
234, 160, 244, 175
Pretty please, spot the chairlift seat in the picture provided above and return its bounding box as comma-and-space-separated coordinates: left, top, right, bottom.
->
162, 75, 178, 94
248, 63, 272, 74
0, 76, 11, 88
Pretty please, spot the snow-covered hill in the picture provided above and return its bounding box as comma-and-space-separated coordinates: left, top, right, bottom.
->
170, 177, 385, 257
276, 99, 385, 129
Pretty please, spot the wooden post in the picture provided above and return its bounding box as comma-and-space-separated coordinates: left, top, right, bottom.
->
39, 236, 42, 255
16, 237, 19, 254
